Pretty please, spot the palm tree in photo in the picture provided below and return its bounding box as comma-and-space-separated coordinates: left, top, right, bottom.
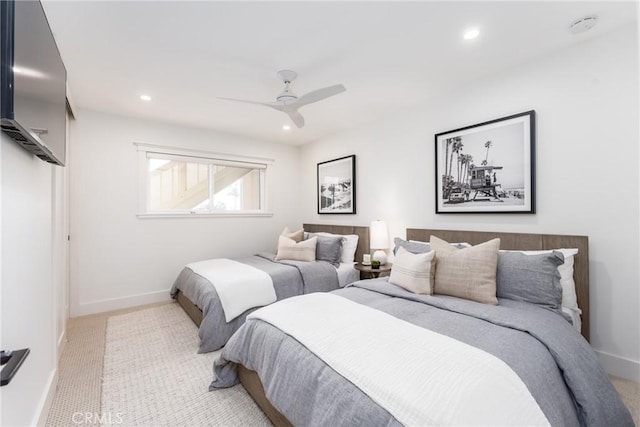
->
461, 154, 473, 185
449, 139, 461, 181
444, 138, 452, 179
482, 140, 493, 166
457, 151, 466, 183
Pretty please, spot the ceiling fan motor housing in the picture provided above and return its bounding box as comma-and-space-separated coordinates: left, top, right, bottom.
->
277, 69, 298, 83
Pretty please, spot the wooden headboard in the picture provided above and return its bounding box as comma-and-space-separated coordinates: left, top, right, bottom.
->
303, 223, 369, 264
406, 228, 590, 342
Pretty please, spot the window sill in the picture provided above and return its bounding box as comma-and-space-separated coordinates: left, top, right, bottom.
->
137, 212, 274, 219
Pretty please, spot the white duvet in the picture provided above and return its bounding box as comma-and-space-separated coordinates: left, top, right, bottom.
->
187, 259, 276, 322
249, 293, 550, 426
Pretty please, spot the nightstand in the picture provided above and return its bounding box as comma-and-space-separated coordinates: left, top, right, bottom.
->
354, 263, 392, 280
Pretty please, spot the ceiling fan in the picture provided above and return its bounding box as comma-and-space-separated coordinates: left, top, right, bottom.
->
218, 70, 346, 128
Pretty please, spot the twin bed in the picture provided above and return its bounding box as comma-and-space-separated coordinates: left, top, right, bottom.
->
206, 228, 633, 426
171, 224, 369, 353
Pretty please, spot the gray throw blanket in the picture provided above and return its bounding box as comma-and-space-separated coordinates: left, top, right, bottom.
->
170, 253, 339, 353
211, 279, 633, 427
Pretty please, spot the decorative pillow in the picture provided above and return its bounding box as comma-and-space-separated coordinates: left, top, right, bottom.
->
307, 232, 359, 263
389, 247, 436, 295
275, 236, 317, 262
308, 233, 343, 267
453, 242, 472, 249
281, 227, 304, 243
501, 248, 579, 313
430, 236, 500, 305
496, 251, 564, 310
393, 238, 431, 255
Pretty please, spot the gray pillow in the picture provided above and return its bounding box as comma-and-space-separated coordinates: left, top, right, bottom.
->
308, 233, 343, 267
393, 238, 431, 255
496, 251, 564, 310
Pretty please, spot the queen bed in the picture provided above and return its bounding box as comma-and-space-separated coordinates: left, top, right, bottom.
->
209, 228, 633, 426
171, 223, 369, 353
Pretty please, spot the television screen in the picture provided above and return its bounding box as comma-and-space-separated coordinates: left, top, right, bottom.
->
1, 0, 67, 166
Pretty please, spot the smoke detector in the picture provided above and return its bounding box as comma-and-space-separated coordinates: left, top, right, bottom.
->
570, 16, 597, 34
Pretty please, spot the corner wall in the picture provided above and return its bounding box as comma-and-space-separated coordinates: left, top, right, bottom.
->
0, 134, 60, 426
300, 25, 640, 381
68, 111, 302, 316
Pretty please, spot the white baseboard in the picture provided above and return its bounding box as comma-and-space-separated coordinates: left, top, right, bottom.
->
35, 369, 58, 427
595, 350, 640, 382
73, 289, 172, 317
57, 329, 67, 362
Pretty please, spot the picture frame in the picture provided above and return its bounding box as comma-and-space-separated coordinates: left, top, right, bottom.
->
435, 110, 536, 214
317, 155, 356, 214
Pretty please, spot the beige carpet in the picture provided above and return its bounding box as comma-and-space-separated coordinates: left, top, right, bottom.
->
46, 302, 269, 427
47, 302, 639, 426
45, 311, 106, 426
101, 303, 269, 426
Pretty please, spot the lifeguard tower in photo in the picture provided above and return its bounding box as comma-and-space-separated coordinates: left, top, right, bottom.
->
468, 165, 504, 201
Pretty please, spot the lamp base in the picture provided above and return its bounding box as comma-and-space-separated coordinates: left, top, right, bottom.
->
372, 250, 387, 265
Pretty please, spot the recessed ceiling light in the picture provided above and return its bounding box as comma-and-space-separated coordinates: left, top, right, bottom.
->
140, 95, 152, 101
282, 124, 291, 131
463, 28, 480, 40
570, 16, 597, 34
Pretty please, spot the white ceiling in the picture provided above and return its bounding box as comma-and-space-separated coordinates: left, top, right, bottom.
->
41, 1, 636, 145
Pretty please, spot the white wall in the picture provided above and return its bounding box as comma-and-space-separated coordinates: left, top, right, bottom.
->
69, 110, 302, 316
300, 25, 640, 381
0, 134, 64, 426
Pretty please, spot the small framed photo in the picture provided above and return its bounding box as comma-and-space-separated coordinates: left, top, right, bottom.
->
435, 111, 536, 214
317, 155, 356, 214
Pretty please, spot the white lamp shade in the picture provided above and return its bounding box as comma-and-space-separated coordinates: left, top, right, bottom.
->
370, 220, 389, 250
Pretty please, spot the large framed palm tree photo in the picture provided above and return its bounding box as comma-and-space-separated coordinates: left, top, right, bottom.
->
435, 111, 536, 214
317, 155, 356, 214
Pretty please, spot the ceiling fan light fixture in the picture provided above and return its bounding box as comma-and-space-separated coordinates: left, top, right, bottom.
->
282, 124, 291, 131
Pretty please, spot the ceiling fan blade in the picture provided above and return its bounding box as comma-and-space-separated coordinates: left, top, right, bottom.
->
218, 97, 284, 111
296, 84, 346, 108
288, 110, 305, 128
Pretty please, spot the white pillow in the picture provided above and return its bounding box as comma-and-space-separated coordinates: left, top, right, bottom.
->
389, 247, 435, 295
276, 236, 317, 262
500, 248, 580, 313
308, 232, 359, 263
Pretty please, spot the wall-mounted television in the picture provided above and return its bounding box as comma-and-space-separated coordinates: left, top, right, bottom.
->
1, 0, 67, 166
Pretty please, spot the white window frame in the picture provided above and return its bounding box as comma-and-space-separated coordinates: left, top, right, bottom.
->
135, 142, 273, 218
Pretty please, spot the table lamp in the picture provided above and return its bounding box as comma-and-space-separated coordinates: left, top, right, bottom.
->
370, 220, 389, 265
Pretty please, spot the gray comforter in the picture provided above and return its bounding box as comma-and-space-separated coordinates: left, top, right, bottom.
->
170, 253, 339, 353
211, 279, 633, 427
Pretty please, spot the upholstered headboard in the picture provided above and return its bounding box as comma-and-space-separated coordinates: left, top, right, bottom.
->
406, 228, 590, 342
303, 223, 369, 264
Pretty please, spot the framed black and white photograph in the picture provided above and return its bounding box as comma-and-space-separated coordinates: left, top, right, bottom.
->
317, 155, 356, 214
435, 110, 535, 214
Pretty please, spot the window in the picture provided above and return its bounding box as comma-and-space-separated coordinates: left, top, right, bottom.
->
136, 144, 272, 217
